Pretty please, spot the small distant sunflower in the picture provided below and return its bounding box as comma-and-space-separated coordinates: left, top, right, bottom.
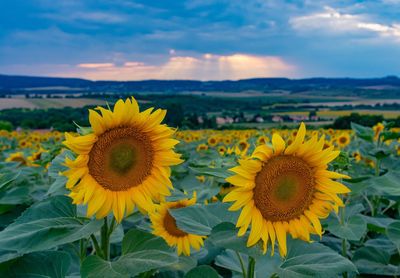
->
218, 145, 227, 155
257, 136, 270, 145
373, 123, 384, 140
6, 152, 29, 166
196, 143, 208, 152
63, 98, 183, 223
208, 136, 219, 147
150, 194, 205, 256
336, 133, 351, 148
224, 123, 350, 257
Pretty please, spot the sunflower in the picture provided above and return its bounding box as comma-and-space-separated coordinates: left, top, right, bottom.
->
208, 136, 219, 147
257, 136, 270, 145
373, 123, 384, 141
149, 194, 205, 256
336, 133, 351, 148
63, 98, 183, 223
223, 123, 350, 257
5, 152, 29, 166
196, 143, 208, 152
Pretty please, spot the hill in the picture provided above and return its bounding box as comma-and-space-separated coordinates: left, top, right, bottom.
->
1, 74, 400, 97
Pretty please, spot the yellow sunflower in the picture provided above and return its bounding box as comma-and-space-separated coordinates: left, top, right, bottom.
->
373, 123, 384, 141
223, 123, 350, 257
6, 152, 29, 166
149, 193, 205, 256
63, 98, 183, 223
336, 132, 351, 148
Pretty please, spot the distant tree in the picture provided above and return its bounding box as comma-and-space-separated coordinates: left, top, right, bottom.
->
0, 120, 13, 131
331, 113, 385, 129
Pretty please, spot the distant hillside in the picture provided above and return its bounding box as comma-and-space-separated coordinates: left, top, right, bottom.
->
1, 74, 400, 97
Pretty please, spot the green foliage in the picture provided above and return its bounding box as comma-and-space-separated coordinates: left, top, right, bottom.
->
0, 120, 13, 131
332, 113, 384, 129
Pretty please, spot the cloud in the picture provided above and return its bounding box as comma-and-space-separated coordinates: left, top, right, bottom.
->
42, 11, 127, 24
54, 53, 296, 81
290, 6, 400, 40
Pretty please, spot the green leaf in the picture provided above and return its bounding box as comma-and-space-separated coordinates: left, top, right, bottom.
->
278, 239, 357, 278
215, 249, 280, 277
82, 229, 178, 278
159, 256, 198, 274
364, 171, 400, 196
0, 251, 71, 277
0, 196, 102, 254
0, 170, 20, 190
47, 150, 72, 196
122, 229, 171, 254
363, 215, 395, 233
208, 223, 263, 258
351, 122, 374, 142
326, 215, 367, 241
353, 246, 400, 275
0, 186, 30, 205
189, 166, 231, 179
170, 203, 239, 236
185, 265, 220, 278
387, 221, 400, 251
81, 255, 127, 278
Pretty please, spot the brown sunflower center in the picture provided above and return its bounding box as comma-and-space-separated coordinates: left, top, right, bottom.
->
88, 126, 154, 191
253, 155, 315, 222
164, 206, 187, 237
339, 137, 347, 144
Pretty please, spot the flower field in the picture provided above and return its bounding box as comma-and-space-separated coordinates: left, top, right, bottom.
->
0, 98, 399, 278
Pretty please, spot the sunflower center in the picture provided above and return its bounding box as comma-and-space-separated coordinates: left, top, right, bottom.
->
339, 137, 347, 144
253, 155, 315, 222
88, 126, 154, 191
164, 209, 187, 237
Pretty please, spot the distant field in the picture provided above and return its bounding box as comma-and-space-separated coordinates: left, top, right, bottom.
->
268, 98, 400, 108
0, 98, 106, 110
272, 109, 400, 119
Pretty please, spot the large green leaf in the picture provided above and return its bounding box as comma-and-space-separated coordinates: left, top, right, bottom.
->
326, 215, 366, 241
364, 171, 400, 196
0, 170, 20, 190
0, 195, 102, 254
351, 122, 374, 142
387, 221, 400, 251
0, 251, 71, 277
215, 249, 280, 277
47, 150, 72, 196
353, 246, 400, 275
208, 223, 263, 258
170, 203, 238, 236
81, 229, 178, 278
277, 239, 357, 278
189, 166, 231, 179
185, 265, 220, 278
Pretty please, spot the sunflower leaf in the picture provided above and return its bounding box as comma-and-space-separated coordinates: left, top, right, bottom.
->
82, 229, 178, 278
0, 196, 102, 254
278, 239, 357, 278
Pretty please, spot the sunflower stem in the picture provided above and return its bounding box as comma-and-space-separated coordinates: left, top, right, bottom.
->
340, 205, 348, 278
90, 234, 103, 258
235, 251, 247, 278
247, 256, 256, 278
101, 217, 110, 260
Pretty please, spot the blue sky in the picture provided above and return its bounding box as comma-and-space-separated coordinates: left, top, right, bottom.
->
0, 0, 400, 80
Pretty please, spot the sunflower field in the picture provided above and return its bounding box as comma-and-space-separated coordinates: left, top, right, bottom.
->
0, 98, 399, 278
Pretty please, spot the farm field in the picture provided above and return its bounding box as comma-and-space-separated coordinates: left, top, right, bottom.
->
0, 98, 399, 277
0, 97, 106, 110
272, 109, 400, 119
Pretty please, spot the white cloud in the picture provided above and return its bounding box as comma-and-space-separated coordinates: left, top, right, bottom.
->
51, 53, 296, 81
290, 6, 400, 40
42, 11, 127, 24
